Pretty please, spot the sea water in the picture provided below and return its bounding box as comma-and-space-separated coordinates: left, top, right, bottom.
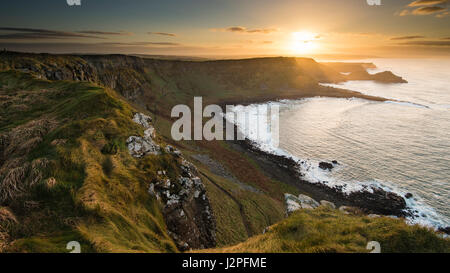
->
227, 58, 450, 229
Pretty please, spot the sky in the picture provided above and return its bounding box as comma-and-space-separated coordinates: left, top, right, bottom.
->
0, 0, 449, 58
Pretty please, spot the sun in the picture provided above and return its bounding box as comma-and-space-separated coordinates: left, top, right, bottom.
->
289, 31, 320, 55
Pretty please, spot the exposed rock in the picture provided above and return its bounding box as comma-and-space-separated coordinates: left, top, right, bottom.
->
332, 160, 339, 165
368, 214, 381, 218
132, 113, 152, 129
241, 138, 409, 217
165, 145, 182, 157
284, 194, 302, 215
126, 136, 160, 157
298, 194, 320, 209
319, 161, 334, 171
339, 206, 353, 215
151, 159, 216, 250
126, 112, 216, 249
438, 226, 450, 235
320, 200, 336, 209
405, 193, 413, 199
347, 188, 407, 217
127, 112, 160, 157
284, 193, 320, 215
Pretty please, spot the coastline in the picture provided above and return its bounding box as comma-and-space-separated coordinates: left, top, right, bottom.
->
216, 85, 387, 108
222, 99, 450, 234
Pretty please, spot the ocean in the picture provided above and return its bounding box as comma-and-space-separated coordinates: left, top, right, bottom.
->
227, 58, 450, 229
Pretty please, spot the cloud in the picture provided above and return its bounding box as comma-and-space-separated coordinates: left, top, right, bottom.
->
100, 41, 180, 46
412, 6, 446, 14
397, 40, 450, 46
390, 35, 425, 40
398, 9, 411, 16
0, 27, 107, 40
77, 30, 133, 36
148, 32, 176, 37
212, 26, 278, 34
398, 1, 448, 17
436, 10, 450, 17
408, 0, 448, 7
0, 41, 208, 55
242, 40, 273, 44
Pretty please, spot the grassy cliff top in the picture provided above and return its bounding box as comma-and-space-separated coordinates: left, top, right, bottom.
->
202, 207, 449, 253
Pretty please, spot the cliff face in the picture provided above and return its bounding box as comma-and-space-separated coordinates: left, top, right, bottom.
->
322, 62, 408, 83
0, 52, 348, 110
0, 52, 407, 113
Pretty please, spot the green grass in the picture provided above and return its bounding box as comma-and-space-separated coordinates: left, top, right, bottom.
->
0, 70, 177, 252
203, 207, 450, 253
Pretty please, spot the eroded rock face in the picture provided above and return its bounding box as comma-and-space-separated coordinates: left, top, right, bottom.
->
149, 158, 216, 250
128, 113, 216, 250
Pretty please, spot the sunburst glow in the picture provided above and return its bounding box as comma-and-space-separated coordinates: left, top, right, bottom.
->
289, 31, 320, 54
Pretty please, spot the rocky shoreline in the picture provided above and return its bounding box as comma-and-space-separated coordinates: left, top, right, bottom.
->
236, 138, 449, 235
238, 138, 409, 217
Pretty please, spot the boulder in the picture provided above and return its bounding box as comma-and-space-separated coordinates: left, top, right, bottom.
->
320, 200, 336, 209
284, 194, 302, 215
132, 112, 152, 129
298, 194, 320, 209
405, 193, 413, 199
339, 206, 359, 215
319, 162, 334, 171
284, 193, 320, 215
126, 136, 160, 157
438, 227, 450, 235
165, 145, 182, 157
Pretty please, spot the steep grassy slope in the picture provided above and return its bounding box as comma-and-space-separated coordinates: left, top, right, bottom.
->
0, 67, 294, 252
203, 207, 450, 253
0, 70, 177, 252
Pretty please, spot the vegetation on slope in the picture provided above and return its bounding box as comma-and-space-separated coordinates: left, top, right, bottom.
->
205, 207, 450, 253
0, 70, 177, 252
0, 53, 446, 253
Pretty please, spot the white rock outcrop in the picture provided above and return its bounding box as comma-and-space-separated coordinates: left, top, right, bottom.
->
127, 113, 160, 157
126, 135, 160, 157
132, 113, 152, 129
284, 193, 321, 215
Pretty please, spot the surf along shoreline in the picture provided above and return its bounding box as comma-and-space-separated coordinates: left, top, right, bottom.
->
218, 85, 449, 234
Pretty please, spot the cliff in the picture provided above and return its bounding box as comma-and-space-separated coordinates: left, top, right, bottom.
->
0, 52, 445, 253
